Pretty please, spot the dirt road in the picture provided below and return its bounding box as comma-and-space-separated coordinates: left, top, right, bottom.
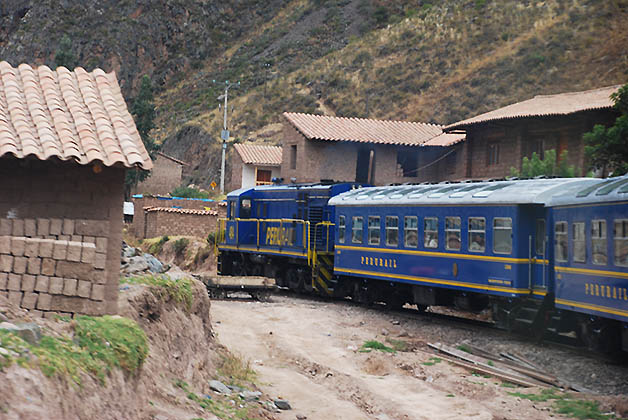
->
211, 295, 619, 420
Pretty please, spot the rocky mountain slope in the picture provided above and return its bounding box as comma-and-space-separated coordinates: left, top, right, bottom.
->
1, 0, 627, 188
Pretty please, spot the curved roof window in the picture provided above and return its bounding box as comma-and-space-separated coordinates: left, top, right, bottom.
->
595, 178, 628, 195
472, 183, 512, 198
428, 186, 462, 198
407, 186, 439, 198
576, 179, 615, 197
449, 184, 485, 198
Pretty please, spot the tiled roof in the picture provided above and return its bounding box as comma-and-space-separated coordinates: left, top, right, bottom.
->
445, 85, 621, 131
234, 143, 282, 166
144, 206, 218, 216
0, 61, 152, 169
157, 151, 187, 166
283, 112, 446, 146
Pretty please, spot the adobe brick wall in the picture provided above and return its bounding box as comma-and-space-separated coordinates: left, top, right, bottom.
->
0, 158, 124, 318
228, 152, 244, 193
134, 154, 183, 195
144, 210, 218, 239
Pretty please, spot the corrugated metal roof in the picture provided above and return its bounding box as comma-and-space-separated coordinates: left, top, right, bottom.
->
144, 206, 218, 216
422, 132, 465, 147
233, 143, 282, 166
157, 151, 187, 166
0, 61, 152, 169
283, 112, 449, 146
445, 85, 621, 131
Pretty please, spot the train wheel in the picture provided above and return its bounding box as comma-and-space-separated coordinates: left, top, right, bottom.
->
351, 281, 369, 304
287, 268, 303, 291
578, 318, 621, 353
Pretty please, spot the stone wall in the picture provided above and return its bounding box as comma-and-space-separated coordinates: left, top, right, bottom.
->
144, 209, 218, 239
0, 158, 124, 317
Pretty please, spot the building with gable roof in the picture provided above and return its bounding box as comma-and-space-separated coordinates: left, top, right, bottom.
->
229, 143, 282, 191
281, 112, 464, 185
0, 61, 152, 317
134, 151, 187, 195
444, 85, 622, 179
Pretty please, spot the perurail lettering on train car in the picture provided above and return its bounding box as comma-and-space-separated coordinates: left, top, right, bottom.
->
265, 226, 294, 246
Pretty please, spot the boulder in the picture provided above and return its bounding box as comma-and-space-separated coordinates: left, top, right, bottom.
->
0, 322, 41, 345
209, 380, 232, 395
274, 399, 291, 410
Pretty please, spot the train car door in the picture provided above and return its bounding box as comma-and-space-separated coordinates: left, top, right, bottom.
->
522, 205, 548, 295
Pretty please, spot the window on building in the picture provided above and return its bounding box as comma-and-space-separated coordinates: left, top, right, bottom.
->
385, 216, 398, 246
494, 217, 513, 254
396, 149, 419, 178
487, 142, 500, 166
256, 169, 272, 185
404, 216, 418, 248
338, 215, 346, 244
573, 222, 585, 263
468, 217, 485, 252
535, 219, 546, 255
368, 216, 380, 245
424, 217, 438, 248
592, 220, 607, 265
445, 217, 461, 251
554, 221, 568, 262
527, 138, 544, 159
613, 219, 627, 267
351, 216, 363, 244
290, 145, 297, 170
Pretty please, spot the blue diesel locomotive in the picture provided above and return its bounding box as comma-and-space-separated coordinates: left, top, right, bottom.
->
216, 176, 628, 352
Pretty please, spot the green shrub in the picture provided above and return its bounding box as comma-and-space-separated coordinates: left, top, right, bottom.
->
122, 275, 194, 312
206, 232, 217, 245
148, 235, 169, 255
173, 238, 189, 257
359, 340, 395, 353
171, 186, 209, 199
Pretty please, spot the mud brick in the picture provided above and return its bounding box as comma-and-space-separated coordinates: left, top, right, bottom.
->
90, 284, 105, 301
81, 243, 96, 264
24, 219, 36, 237
77, 280, 91, 298
0, 291, 7, 299
7, 273, 21, 291
35, 275, 49, 292
21, 274, 36, 292
55, 261, 93, 280
0, 255, 13, 272
95, 237, 108, 253
0, 272, 7, 289
11, 219, 24, 236
58, 235, 70, 241
84, 300, 106, 316
29, 309, 43, 318
50, 295, 85, 313
66, 241, 82, 262
0, 219, 11, 236
36, 293, 52, 310
62, 219, 74, 235
41, 258, 56, 276
13, 256, 27, 274
62, 278, 77, 296
11, 236, 25, 256
93, 252, 106, 270
27, 257, 41, 275
24, 238, 40, 257
52, 240, 68, 260
92, 269, 106, 284
38, 239, 54, 258
70, 235, 82, 242
21, 292, 38, 309
0, 236, 10, 254
83, 236, 95, 244
49, 218, 62, 235
43, 311, 59, 319
74, 220, 109, 237
8, 291, 22, 306
36, 218, 50, 236
48, 277, 64, 295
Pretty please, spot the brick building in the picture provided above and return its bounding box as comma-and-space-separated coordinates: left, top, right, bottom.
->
144, 207, 219, 238
134, 151, 187, 195
281, 112, 464, 185
229, 143, 282, 192
0, 61, 152, 317
443, 85, 622, 179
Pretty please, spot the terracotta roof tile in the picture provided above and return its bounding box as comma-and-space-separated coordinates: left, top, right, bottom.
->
283, 112, 445, 146
0, 61, 152, 169
233, 143, 282, 166
156, 151, 188, 166
144, 206, 218, 216
422, 132, 465, 147
445, 85, 621, 131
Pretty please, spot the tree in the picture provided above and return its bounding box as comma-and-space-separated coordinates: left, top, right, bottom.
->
510, 149, 576, 178
126, 75, 159, 196
583, 83, 628, 176
54, 35, 77, 69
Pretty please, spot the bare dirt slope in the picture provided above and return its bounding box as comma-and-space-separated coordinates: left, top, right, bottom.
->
211, 294, 628, 420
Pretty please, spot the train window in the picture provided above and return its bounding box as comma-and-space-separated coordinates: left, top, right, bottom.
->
256, 204, 261, 219
404, 216, 418, 248
386, 216, 398, 247
613, 219, 628, 267
240, 199, 251, 219
573, 222, 586, 263
445, 217, 461, 251
468, 217, 486, 252
592, 220, 607, 265
368, 216, 381, 245
535, 219, 546, 255
494, 218, 513, 254
338, 215, 346, 244
227, 202, 233, 220
424, 217, 438, 248
554, 222, 568, 262
351, 216, 363, 244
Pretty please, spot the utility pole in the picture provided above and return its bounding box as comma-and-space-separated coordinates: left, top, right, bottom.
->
214, 80, 239, 195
